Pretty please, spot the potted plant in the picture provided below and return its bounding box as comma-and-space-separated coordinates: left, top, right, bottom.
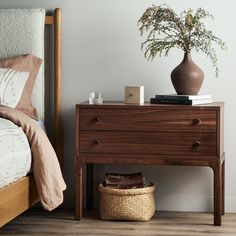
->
138, 4, 226, 95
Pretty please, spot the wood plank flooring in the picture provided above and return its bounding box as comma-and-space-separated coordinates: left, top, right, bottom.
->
0, 209, 235, 236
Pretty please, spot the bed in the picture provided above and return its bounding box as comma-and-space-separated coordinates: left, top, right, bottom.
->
0, 8, 63, 227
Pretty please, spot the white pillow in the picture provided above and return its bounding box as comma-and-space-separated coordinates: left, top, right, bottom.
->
0, 68, 29, 108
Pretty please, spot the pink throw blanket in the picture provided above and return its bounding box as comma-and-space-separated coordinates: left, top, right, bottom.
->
0, 106, 66, 210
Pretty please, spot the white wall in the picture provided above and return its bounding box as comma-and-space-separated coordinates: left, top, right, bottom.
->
1, 0, 235, 212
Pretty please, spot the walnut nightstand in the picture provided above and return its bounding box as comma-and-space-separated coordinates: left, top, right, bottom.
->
75, 101, 224, 225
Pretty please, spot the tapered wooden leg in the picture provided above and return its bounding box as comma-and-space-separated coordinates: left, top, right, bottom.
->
210, 160, 222, 226
75, 157, 83, 220
221, 159, 225, 215
86, 163, 94, 210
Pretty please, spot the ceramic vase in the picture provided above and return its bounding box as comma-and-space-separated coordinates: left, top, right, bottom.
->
171, 53, 204, 95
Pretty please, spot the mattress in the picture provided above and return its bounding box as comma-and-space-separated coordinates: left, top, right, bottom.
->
0, 117, 31, 188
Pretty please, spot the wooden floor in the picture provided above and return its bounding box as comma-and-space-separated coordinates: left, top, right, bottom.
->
0, 209, 235, 236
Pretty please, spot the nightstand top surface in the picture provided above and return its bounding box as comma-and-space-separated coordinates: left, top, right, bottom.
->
76, 101, 224, 109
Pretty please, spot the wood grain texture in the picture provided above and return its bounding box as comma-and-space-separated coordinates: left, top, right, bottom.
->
54, 8, 63, 164
45, 16, 54, 24
75, 102, 224, 225
84, 153, 213, 165
1, 209, 235, 235
79, 108, 217, 132
75, 159, 83, 220
80, 131, 216, 155
0, 176, 38, 228
77, 101, 224, 108
75, 105, 82, 220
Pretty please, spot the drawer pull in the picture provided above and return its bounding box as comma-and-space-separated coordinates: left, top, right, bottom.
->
94, 116, 100, 122
192, 118, 201, 125
192, 141, 201, 148
95, 139, 101, 144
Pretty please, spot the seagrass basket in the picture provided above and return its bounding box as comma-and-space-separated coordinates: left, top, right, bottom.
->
99, 183, 155, 221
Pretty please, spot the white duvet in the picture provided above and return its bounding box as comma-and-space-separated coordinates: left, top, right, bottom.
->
0, 117, 31, 188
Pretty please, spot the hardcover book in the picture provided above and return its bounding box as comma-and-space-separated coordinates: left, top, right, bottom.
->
150, 97, 213, 105
155, 94, 212, 100
104, 172, 144, 189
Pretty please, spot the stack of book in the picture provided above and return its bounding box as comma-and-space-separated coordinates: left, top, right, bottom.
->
150, 94, 213, 105
103, 172, 144, 189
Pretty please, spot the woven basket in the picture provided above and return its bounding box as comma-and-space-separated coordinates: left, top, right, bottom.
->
99, 183, 155, 221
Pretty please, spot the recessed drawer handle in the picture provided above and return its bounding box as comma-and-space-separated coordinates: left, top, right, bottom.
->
95, 139, 101, 144
192, 141, 201, 148
94, 116, 100, 122
192, 118, 201, 125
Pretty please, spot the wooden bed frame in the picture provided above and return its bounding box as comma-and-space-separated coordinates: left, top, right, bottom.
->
0, 8, 62, 228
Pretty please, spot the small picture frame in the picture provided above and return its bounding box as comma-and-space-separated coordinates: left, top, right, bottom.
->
125, 86, 144, 104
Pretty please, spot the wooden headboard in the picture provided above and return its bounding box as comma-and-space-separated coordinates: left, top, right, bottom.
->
45, 8, 62, 163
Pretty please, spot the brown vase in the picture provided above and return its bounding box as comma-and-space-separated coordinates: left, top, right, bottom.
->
171, 52, 204, 95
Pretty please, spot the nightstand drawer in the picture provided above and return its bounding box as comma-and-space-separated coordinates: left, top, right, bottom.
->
80, 131, 216, 156
79, 108, 216, 132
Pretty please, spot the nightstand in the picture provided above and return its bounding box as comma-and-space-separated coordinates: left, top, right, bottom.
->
75, 101, 224, 225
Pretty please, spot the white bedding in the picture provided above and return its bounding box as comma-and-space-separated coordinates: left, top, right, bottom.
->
0, 117, 31, 188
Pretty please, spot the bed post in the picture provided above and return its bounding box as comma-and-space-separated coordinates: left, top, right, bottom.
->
54, 8, 63, 164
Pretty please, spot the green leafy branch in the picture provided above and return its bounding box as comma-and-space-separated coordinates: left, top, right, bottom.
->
138, 5, 227, 77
